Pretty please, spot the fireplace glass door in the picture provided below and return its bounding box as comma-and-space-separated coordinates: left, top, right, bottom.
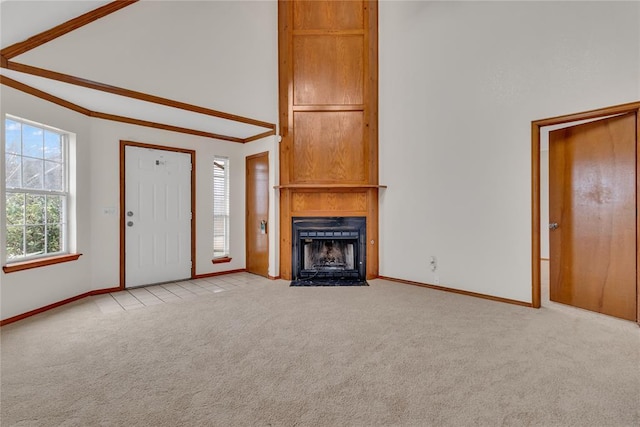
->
292, 217, 366, 283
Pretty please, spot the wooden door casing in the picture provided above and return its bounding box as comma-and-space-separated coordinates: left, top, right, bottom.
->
549, 113, 637, 320
246, 152, 269, 277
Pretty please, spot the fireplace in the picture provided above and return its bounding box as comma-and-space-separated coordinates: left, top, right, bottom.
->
291, 217, 367, 286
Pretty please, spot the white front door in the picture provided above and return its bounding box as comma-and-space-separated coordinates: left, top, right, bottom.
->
125, 146, 192, 288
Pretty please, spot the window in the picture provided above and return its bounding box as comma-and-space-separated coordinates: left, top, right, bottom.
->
213, 157, 230, 258
4, 116, 68, 262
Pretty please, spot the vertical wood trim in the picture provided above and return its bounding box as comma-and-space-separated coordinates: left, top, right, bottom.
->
278, 0, 293, 185
366, 188, 379, 278
280, 189, 292, 279
636, 110, 640, 323
119, 142, 126, 290
531, 123, 541, 308
366, 0, 379, 184
119, 141, 197, 288
191, 151, 197, 279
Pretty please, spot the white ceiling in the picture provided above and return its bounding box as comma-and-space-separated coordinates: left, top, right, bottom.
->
0, 0, 278, 142
0, 1, 111, 48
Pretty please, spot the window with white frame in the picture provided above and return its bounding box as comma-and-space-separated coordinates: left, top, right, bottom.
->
4, 116, 68, 262
213, 157, 230, 258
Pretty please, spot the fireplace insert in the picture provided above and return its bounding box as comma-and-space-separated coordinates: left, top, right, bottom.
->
291, 217, 367, 286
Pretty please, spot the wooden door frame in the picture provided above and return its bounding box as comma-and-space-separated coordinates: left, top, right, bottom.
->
531, 101, 640, 322
246, 151, 269, 277
119, 140, 197, 290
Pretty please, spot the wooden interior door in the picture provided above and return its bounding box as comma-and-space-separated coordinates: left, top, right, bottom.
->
549, 113, 637, 320
246, 152, 269, 277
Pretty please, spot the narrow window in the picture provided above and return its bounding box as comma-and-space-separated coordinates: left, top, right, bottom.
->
4, 116, 68, 262
213, 157, 230, 258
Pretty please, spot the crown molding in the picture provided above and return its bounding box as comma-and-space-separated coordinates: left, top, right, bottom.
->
0, 1, 277, 142
0, 75, 246, 143
1, 1, 139, 60
4, 61, 276, 131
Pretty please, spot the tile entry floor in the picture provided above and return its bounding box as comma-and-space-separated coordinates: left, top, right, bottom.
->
91, 272, 273, 313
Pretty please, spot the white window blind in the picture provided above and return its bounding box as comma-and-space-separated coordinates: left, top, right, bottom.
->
4, 116, 69, 262
213, 157, 229, 258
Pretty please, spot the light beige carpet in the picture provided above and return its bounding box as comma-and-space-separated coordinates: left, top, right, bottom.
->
1, 277, 639, 426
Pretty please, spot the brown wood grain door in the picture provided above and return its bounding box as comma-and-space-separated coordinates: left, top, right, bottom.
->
246, 152, 269, 277
549, 113, 637, 320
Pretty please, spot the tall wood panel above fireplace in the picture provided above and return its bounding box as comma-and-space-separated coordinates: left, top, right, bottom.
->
278, 0, 382, 280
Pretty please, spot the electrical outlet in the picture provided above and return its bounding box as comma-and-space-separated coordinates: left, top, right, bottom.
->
429, 256, 437, 272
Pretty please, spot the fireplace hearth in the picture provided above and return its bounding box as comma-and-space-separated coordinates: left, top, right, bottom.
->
291, 217, 367, 286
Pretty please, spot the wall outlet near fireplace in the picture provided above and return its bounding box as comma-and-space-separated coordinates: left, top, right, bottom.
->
429, 256, 437, 272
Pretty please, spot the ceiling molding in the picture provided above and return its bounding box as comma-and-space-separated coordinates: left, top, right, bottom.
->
4, 61, 276, 131
1, 74, 91, 115
1, 75, 245, 143
0, 1, 139, 60
0, 1, 277, 143
89, 111, 245, 143
244, 129, 277, 143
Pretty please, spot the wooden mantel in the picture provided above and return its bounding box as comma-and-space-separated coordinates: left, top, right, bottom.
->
278, 0, 379, 280
275, 184, 386, 189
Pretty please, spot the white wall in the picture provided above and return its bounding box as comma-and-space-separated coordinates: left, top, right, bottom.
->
0, 86, 251, 320
1, 1, 280, 320
89, 119, 247, 289
379, 1, 640, 302
16, 1, 279, 125
0, 86, 93, 320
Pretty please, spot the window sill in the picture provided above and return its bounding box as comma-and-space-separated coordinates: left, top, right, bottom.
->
2, 253, 82, 274
212, 257, 232, 264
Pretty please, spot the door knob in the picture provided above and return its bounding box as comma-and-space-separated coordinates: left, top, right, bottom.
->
549, 222, 559, 230
127, 221, 134, 227
127, 211, 134, 217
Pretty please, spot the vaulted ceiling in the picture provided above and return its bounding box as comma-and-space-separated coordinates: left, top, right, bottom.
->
0, 0, 278, 142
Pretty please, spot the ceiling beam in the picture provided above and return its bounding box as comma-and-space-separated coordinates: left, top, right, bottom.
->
0, 75, 245, 143
89, 112, 245, 143
4, 61, 276, 131
0, 74, 91, 115
243, 129, 277, 143
0, 1, 140, 60
0, 0, 276, 142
